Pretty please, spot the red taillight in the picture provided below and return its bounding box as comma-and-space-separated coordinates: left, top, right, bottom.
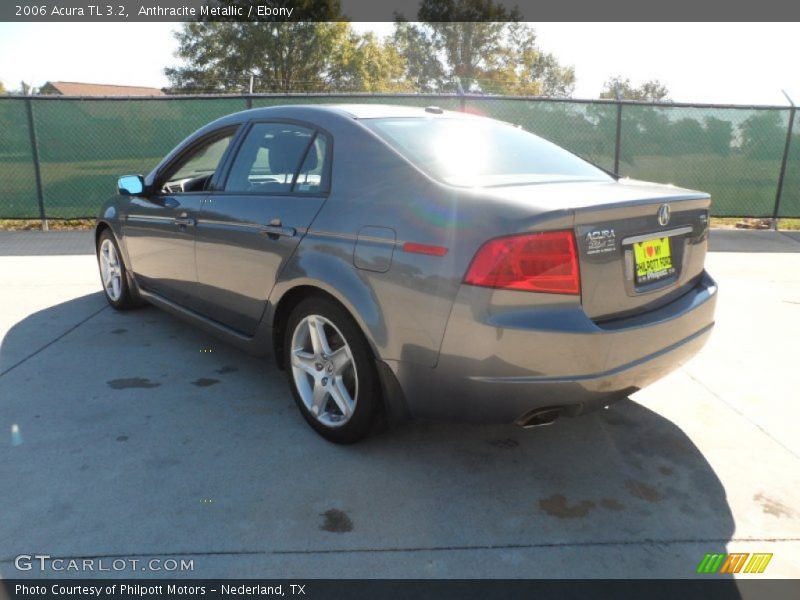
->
463, 230, 581, 295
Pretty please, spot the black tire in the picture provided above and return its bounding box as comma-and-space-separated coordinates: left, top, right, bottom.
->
96, 228, 140, 310
283, 296, 381, 444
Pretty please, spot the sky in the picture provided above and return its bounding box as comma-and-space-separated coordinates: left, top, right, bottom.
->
0, 22, 798, 105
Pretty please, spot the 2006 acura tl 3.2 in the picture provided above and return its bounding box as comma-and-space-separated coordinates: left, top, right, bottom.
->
96, 104, 717, 443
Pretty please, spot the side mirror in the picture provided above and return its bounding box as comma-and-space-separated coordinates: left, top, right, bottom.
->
117, 175, 145, 196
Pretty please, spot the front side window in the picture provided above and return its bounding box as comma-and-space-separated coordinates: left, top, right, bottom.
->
162, 133, 234, 194
225, 123, 328, 193
363, 117, 612, 188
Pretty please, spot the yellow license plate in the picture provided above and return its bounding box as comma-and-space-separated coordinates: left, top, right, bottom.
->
633, 237, 675, 284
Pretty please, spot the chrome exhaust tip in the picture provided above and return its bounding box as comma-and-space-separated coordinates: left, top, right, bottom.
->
515, 407, 563, 429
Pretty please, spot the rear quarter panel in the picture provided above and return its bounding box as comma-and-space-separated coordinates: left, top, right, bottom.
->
268, 117, 497, 367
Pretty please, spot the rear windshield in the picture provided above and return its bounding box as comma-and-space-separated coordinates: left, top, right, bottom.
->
363, 117, 612, 188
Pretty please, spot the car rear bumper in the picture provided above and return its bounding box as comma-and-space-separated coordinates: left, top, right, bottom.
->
387, 270, 718, 423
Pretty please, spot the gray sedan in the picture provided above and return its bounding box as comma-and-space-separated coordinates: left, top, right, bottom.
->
96, 104, 717, 443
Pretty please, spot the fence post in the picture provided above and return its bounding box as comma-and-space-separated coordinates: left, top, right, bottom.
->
772, 92, 796, 229
614, 100, 623, 177
24, 96, 47, 231
613, 83, 624, 177
245, 95, 253, 110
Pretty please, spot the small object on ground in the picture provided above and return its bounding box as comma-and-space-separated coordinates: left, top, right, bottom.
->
735, 218, 771, 229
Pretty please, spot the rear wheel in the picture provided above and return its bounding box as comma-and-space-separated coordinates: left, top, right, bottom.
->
284, 296, 380, 444
96, 229, 138, 310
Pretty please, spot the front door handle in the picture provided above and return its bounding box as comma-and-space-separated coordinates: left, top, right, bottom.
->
174, 215, 195, 227
261, 219, 296, 239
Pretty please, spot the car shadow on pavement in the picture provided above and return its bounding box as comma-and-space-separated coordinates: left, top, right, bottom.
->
0, 293, 739, 584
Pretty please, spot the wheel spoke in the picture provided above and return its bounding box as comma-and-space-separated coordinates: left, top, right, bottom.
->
311, 382, 329, 416
330, 346, 352, 376
307, 316, 332, 356
329, 378, 353, 419
292, 350, 318, 376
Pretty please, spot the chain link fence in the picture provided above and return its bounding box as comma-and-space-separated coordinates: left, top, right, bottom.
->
0, 93, 797, 220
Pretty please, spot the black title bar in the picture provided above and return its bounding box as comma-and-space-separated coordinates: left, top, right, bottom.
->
4, 579, 800, 600
3, 0, 800, 22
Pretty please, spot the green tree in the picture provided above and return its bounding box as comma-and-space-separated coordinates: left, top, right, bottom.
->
739, 111, 787, 160
476, 24, 575, 96
166, 20, 412, 93
165, 0, 410, 94
600, 76, 670, 102
330, 32, 414, 92
704, 117, 733, 156
670, 117, 707, 155
393, 0, 575, 95
165, 21, 352, 93
392, 21, 447, 92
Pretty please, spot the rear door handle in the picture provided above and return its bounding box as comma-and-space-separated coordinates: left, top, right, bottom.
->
261, 220, 296, 238
174, 215, 195, 227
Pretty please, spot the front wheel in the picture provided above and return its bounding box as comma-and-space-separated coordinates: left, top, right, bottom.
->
284, 296, 381, 444
96, 229, 138, 310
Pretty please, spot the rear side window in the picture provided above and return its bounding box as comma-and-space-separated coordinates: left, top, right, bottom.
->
224, 123, 328, 194
294, 135, 329, 193
363, 117, 611, 188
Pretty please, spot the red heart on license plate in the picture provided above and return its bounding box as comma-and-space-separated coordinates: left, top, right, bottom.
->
646, 246, 654, 257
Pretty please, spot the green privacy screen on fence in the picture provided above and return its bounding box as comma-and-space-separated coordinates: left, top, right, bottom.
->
617, 104, 792, 218
0, 99, 39, 218
29, 96, 248, 219
780, 110, 800, 218
0, 94, 797, 219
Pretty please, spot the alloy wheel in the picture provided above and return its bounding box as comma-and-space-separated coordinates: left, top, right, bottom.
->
99, 238, 123, 301
290, 314, 358, 428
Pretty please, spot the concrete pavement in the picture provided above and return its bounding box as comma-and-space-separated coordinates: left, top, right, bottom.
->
0, 229, 798, 579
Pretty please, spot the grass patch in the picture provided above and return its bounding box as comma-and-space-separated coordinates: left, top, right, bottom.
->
0, 219, 95, 231
710, 217, 800, 230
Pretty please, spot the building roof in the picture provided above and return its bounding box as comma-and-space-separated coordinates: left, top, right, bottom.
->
41, 81, 165, 96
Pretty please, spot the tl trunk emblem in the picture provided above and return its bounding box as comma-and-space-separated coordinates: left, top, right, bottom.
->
585, 229, 616, 255
658, 204, 671, 226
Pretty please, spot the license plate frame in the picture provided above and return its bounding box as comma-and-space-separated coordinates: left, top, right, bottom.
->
633, 236, 676, 285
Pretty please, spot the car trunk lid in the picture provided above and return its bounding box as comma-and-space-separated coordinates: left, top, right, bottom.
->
572, 188, 710, 320
477, 179, 711, 321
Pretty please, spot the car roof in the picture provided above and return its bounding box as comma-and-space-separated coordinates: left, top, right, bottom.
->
223, 103, 476, 123
322, 103, 470, 119
185, 103, 486, 157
